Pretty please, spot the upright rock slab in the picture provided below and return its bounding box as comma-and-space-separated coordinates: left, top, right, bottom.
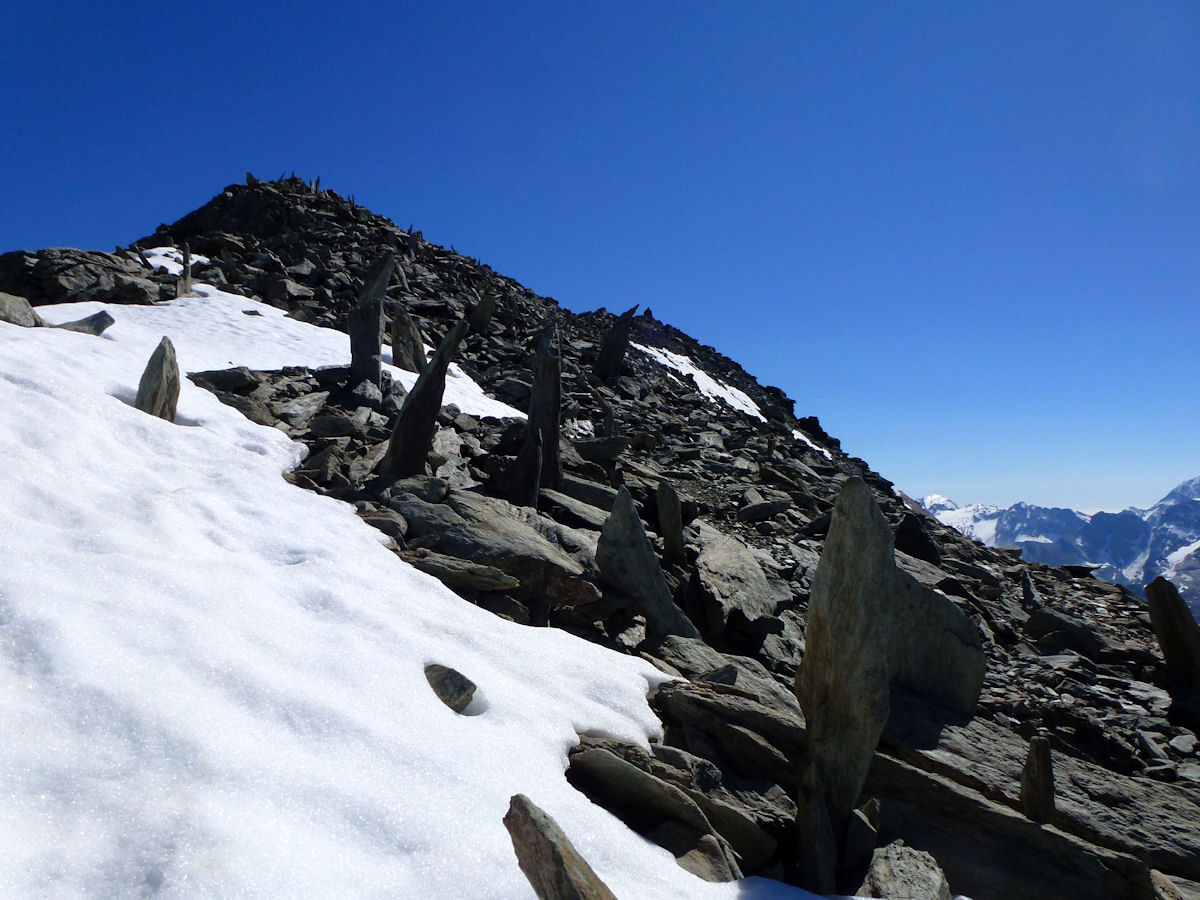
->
389, 301, 426, 373
593, 305, 637, 380
505, 324, 562, 505
347, 252, 395, 391
1146, 577, 1200, 692
134, 336, 181, 422
381, 320, 468, 478
794, 476, 985, 889
596, 487, 700, 642
795, 476, 894, 888
503, 794, 618, 900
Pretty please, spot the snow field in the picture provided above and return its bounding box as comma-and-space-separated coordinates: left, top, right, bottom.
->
0, 290, 816, 899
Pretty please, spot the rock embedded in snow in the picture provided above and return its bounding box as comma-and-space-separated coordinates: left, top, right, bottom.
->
133, 335, 181, 422
423, 663, 478, 713
503, 794, 618, 900
50, 308, 115, 335
855, 840, 953, 900
0, 291, 44, 327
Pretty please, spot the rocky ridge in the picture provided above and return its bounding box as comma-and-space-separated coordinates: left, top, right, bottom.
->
4, 175, 1199, 899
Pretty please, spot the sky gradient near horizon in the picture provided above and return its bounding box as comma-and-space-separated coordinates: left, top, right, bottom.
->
2, 1, 1197, 511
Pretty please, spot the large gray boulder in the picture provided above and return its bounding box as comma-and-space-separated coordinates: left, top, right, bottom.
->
596, 487, 700, 642
856, 840, 953, 900
1146, 577, 1200, 691
593, 305, 637, 379
134, 336, 180, 422
503, 794, 617, 900
0, 291, 43, 327
693, 532, 781, 636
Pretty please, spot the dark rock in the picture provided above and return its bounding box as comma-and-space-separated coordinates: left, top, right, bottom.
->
190, 366, 263, 394
1021, 734, 1056, 822
596, 488, 700, 642
1025, 607, 1112, 659
506, 324, 563, 505
423, 663, 477, 713
347, 252, 394, 392
402, 548, 520, 592
50, 309, 115, 335
134, 336, 180, 422
566, 744, 741, 882
503, 794, 618, 900
389, 302, 426, 373
593, 305, 637, 379
1146, 577, 1200, 692
655, 480, 687, 565
381, 320, 469, 477
0, 247, 162, 305
894, 513, 941, 565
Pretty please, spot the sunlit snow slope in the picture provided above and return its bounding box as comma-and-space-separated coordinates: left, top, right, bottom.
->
0, 287, 815, 899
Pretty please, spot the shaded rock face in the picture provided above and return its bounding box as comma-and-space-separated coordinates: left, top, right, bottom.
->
794, 476, 985, 890
596, 487, 700, 642
0, 247, 167, 305
1146, 577, 1200, 692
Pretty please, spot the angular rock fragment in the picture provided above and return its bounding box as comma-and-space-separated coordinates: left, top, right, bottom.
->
693, 532, 781, 637
655, 480, 687, 564
856, 840, 953, 900
1146, 577, 1200, 692
389, 301, 426, 373
380, 320, 468, 478
1021, 734, 1056, 822
50, 309, 115, 335
794, 476, 985, 890
0, 291, 44, 327
347, 252, 394, 391
593, 305, 637, 380
401, 548, 520, 592
596, 488, 700, 642
423, 663, 477, 713
503, 794, 617, 900
134, 336, 180, 422
505, 324, 562, 505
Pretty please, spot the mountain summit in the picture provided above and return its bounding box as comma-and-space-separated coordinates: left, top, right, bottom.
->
1, 175, 1198, 898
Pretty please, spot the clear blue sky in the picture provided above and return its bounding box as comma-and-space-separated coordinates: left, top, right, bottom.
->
3, 1, 1197, 511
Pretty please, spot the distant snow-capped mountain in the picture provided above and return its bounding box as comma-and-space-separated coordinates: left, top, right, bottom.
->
922, 478, 1200, 615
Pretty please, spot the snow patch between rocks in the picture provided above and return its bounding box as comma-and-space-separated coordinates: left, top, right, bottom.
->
633, 342, 765, 421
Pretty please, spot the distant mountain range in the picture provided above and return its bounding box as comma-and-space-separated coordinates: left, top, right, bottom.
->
922, 476, 1200, 615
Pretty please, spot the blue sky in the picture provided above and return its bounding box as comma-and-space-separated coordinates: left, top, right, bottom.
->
3, 1, 1197, 510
